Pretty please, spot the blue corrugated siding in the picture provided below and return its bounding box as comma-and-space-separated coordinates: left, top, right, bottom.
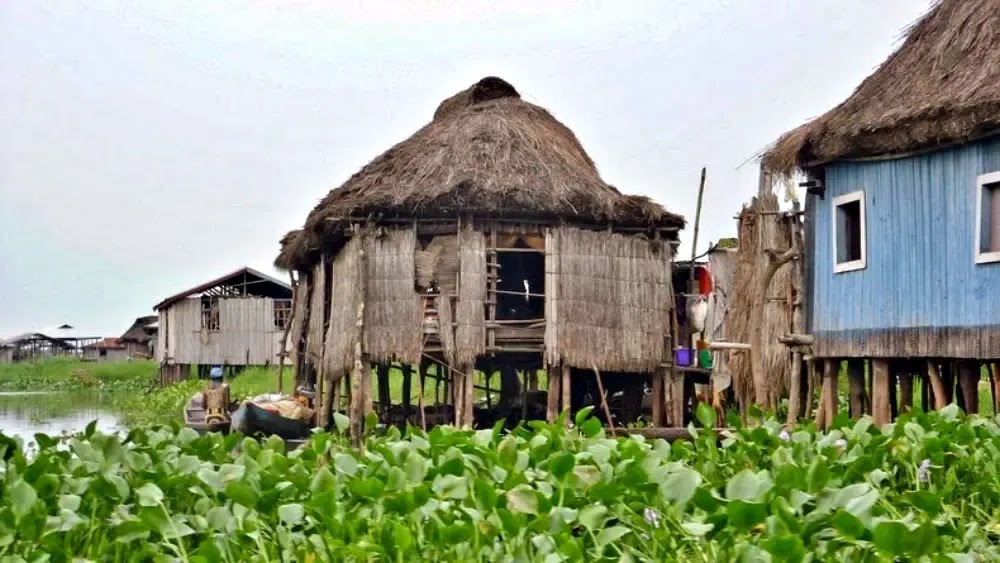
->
810, 138, 1000, 334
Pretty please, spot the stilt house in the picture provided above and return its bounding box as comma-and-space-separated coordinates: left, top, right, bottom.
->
118, 315, 158, 360
276, 77, 685, 433
153, 267, 293, 384
763, 0, 1000, 422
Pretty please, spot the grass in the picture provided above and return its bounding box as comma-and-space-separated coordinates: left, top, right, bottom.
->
0, 357, 157, 393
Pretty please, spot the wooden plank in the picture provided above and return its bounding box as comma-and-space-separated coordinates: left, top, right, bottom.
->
847, 359, 866, 418
957, 360, 980, 415
926, 360, 949, 410
871, 359, 891, 427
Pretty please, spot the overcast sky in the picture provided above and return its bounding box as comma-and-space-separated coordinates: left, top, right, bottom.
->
0, 0, 933, 336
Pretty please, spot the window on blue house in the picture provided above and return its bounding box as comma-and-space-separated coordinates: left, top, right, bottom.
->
976, 172, 1000, 264
832, 190, 866, 273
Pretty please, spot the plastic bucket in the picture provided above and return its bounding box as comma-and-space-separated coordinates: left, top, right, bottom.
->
698, 349, 713, 369
675, 348, 693, 367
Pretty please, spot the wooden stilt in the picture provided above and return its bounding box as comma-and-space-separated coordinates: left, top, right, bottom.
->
991, 362, 1000, 415
464, 366, 475, 427
452, 366, 463, 426
957, 360, 980, 415
898, 370, 914, 413
401, 364, 413, 420
888, 362, 899, 421
926, 360, 947, 410
528, 370, 539, 392
871, 359, 891, 427
920, 372, 929, 412
362, 360, 373, 421
804, 359, 817, 420
417, 362, 427, 431
651, 367, 665, 426
546, 365, 560, 423
847, 359, 866, 418
561, 364, 571, 426
331, 372, 342, 421
667, 371, 685, 427
591, 364, 617, 437
377, 364, 390, 416
818, 359, 838, 429
941, 361, 955, 405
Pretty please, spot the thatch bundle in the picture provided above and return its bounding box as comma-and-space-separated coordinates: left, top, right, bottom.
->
727, 193, 792, 410
276, 76, 683, 272
763, 0, 1000, 175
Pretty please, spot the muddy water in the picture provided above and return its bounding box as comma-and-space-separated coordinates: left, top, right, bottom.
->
0, 391, 122, 446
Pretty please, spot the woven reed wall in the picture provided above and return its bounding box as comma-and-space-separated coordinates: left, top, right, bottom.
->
454, 225, 487, 366
363, 229, 423, 365
547, 226, 673, 373
728, 193, 793, 407
289, 273, 311, 369
306, 259, 326, 366
323, 236, 364, 375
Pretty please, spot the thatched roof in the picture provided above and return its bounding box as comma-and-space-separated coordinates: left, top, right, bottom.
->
763, 0, 1000, 175
276, 77, 684, 270
119, 315, 157, 344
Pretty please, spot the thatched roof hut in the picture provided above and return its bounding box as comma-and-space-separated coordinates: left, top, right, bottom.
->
277, 77, 685, 433
763, 0, 1000, 176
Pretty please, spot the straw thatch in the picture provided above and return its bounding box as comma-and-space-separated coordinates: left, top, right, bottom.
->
763, 0, 1000, 175
275, 76, 684, 272
545, 226, 673, 373
363, 229, 423, 365
727, 194, 792, 409
454, 225, 487, 366
119, 316, 157, 345
322, 235, 364, 375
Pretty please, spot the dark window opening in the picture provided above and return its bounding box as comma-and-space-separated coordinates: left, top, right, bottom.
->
981, 181, 1000, 254
496, 239, 545, 321
201, 297, 220, 331
99, 349, 107, 358
836, 198, 863, 265
274, 299, 292, 330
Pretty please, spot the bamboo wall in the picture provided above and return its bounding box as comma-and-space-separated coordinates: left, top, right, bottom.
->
364, 229, 423, 365
156, 297, 287, 366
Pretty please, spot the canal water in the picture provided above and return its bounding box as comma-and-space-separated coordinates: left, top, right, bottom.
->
0, 391, 122, 446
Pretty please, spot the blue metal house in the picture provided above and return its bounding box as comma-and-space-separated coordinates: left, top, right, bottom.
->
763, 0, 1000, 362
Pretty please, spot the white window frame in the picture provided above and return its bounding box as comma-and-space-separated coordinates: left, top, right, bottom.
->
975, 171, 1000, 264
832, 190, 867, 274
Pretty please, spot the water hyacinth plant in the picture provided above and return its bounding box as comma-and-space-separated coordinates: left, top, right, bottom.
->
0, 405, 998, 561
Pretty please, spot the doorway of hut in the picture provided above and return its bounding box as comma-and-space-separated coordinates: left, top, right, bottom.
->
494, 235, 545, 321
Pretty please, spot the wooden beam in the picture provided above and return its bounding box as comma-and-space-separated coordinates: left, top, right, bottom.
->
818, 359, 838, 429
401, 364, 413, 419
871, 359, 891, 427
546, 365, 560, 423
651, 366, 664, 426
926, 360, 949, 410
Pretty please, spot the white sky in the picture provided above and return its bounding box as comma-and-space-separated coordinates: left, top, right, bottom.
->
0, 0, 933, 336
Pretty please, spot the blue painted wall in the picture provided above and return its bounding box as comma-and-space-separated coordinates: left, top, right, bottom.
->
810, 138, 1000, 336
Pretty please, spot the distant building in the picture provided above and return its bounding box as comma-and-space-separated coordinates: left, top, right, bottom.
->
82, 337, 128, 362
153, 267, 293, 384
118, 315, 158, 360
0, 325, 101, 363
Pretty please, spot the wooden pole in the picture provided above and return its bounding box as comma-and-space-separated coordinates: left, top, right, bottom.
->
561, 363, 571, 426
376, 364, 390, 416
651, 366, 664, 426
417, 361, 428, 431
819, 359, 838, 429
871, 359, 891, 427
401, 364, 413, 419
991, 362, 1000, 415
957, 360, 980, 415
888, 363, 899, 421
846, 359, 866, 418
591, 364, 617, 437
464, 365, 475, 427
926, 360, 949, 410
688, 167, 707, 288
898, 370, 914, 413
546, 365, 560, 423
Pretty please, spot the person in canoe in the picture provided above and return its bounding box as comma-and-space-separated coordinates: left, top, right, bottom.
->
203, 366, 234, 425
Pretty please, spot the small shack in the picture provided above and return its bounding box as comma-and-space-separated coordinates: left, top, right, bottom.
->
153, 267, 293, 384
276, 77, 685, 435
0, 325, 101, 363
119, 315, 158, 360
763, 0, 1000, 424
82, 338, 128, 362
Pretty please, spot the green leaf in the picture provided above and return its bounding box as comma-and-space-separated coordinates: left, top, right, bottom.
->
728, 500, 767, 531
696, 401, 715, 429
432, 474, 468, 500
843, 488, 879, 515
10, 481, 37, 517
905, 491, 942, 515
58, 494, 81, 512
596, 525, 631, 547
225, 481, 259, 508
663, 467, 702, 506
831, 510, 865, 538
725, 469, 761, 501
873, 521, 910, 556
579, 505, 608, 530
310, 467, 336, 493
760, 535, 806, 563
506, 486, 538, 514
333, 412, 350, 433
580, 417, 604, 438
575, 406, 595, 427
573, 465, 601, 487
278, 503, 305, 526
549, 454, 575, 480
806, 458, 830, 493
114, 520, 150, 543
681, 522, 714, 537
334, 453, 359, 476
198, 469, 224, 492
136, 483, 164, 507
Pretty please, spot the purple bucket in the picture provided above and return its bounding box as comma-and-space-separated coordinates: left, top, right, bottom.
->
675, 348, 693, 367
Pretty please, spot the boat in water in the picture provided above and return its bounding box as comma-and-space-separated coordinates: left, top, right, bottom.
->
183, 393, 233, 435
230, 398, 314, 440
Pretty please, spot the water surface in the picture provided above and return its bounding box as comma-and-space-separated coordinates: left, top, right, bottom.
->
0, 391, 122, 446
